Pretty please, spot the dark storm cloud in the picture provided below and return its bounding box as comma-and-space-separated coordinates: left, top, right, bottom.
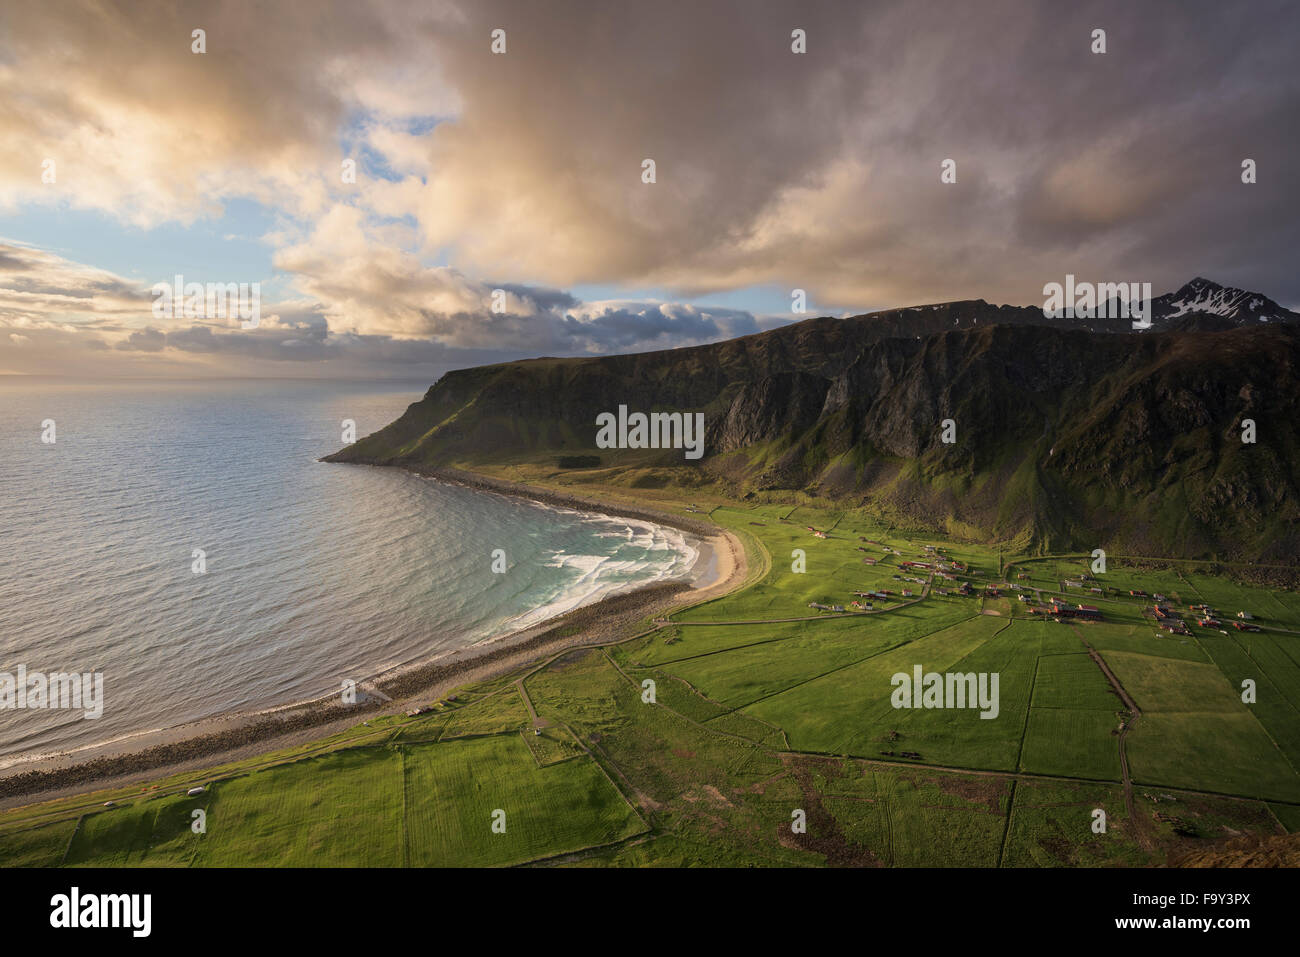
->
417, 0, 1300, 308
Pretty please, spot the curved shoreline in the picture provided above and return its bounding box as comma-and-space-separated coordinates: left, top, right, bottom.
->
0, 466, 748, 807
376, 462, 723, 539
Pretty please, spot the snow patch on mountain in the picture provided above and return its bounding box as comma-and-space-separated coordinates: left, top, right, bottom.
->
1159, 277, 1296, 323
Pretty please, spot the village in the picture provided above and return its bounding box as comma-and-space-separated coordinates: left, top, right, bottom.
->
800, 528, 1266, 636
805, 532, 1111, 622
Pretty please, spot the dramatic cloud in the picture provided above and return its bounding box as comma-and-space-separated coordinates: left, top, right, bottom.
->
408, 0, 1300, 306
0, 0, 1296, 376
0, 0, 460, 227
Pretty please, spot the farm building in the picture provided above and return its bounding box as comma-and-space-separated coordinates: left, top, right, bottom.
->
1050, 602, 1102, 621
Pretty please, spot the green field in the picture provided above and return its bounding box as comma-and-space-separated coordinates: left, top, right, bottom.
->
3, 495, 1298, 867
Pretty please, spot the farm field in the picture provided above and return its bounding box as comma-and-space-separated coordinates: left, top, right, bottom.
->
3, 498, 1298, 867
2, 734, 644, 868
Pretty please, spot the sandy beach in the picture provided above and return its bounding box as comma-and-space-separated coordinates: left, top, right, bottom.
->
0, 468, 747, 808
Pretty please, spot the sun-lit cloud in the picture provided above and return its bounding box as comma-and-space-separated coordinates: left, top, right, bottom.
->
0, 0, 1296, 376
0, 239, 768, 376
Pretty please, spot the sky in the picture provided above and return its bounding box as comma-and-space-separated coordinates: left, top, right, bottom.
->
1, 0, 1297, 379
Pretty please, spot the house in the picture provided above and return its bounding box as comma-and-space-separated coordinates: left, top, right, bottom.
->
1233, 621, 1261, 632
1237, 611, 1254, 620
1050, 603, 1102, 621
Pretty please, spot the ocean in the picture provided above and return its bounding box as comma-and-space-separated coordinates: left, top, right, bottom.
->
0, 377, 700, 768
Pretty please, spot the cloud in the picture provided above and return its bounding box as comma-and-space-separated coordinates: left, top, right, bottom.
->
398, 0, 1300, 307
0, 0, 459, 227
0, 0, 1297, 369
0, 240, 151, 329
116, 328, 167, 352
0, 239, 768, 376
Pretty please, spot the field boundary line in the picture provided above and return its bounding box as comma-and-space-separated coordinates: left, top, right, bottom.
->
399, 747, 410, 867
562, 721, 653, 833
782, 747, 1300, 806
726, 614, 983, 713
1072, 628, 1152, 852
996, 779, 1017, 868
58, 814, 84, 866
518, 830, 655, 868
601, 649, 782, 751
1016, 652, 1042, 773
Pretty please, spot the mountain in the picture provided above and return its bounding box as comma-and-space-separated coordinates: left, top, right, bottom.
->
327, 280, 1300, 559
1155, 277, 1298, 326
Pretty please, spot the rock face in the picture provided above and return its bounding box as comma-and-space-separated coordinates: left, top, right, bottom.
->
327, 280, 1300, 557
712, 372, 831, 453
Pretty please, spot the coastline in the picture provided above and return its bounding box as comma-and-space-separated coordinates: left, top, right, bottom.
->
0, 465, 748, 808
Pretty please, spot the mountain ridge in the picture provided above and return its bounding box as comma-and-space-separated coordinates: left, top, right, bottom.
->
327, 279, 1300, 559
